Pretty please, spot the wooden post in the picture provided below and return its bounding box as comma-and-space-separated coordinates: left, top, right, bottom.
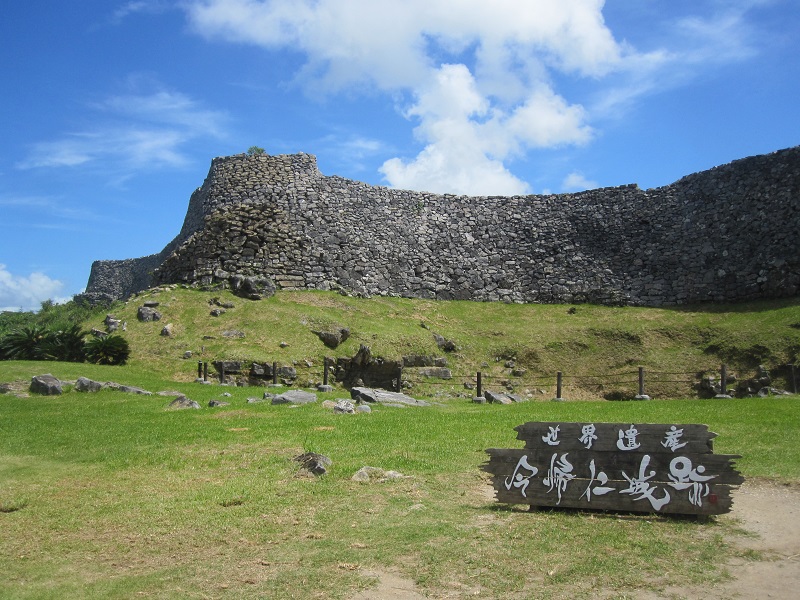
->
197, 361, 202, 379
203, 362, 208, 382
323, 358, 329, 386
553, 371, 564, 401
635, 367, 650, 400
220, 364, 225, 383
396, 366, 403, 392
476, 371, 482, 397
790, 364, 797, 394
719, 364, 728, 397
272, 361, 278, 385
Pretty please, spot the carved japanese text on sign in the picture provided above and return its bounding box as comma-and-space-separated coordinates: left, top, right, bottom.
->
484, 422, 743, 515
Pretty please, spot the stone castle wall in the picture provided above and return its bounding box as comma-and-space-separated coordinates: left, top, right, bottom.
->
86, 147, 800, 306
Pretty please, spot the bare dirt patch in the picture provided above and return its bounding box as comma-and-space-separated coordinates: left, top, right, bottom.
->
641, 481, 800, 600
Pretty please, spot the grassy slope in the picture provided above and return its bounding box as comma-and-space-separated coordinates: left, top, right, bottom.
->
1, 291, 800, 599
85, 287, 800, 399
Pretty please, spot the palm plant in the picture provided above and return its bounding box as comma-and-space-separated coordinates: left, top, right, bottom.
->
39, 324, 88, 362
0, 325, 50, 360
84, 335, 131, 365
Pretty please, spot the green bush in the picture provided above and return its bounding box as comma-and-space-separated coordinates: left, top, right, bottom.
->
84, 335, 131, 366
246, 146, 265, 156
0, 325, 50, 360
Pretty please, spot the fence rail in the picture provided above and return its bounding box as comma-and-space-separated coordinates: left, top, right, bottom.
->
194, 359, 799, 399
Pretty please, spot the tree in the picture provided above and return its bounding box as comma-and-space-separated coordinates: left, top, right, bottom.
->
246, 146, 265, 156
85, 335, 130, 365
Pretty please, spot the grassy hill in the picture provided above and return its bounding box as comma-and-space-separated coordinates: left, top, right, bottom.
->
2, 289, 800, 598
65, 287, 800, 400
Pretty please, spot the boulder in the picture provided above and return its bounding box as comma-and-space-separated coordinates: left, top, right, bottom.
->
137, 306, 162, 322
75, 377, 104, 392
208, 400, 230, 407
433, 333, 457, 352
104, 314, 121, 332
313, 328, 350, 349
416, 367, 452, 379
30, 374, 62, 396
484, 389, 515, 404
213, 360, 242, 374
271, 390, 317, 405
350, 387, 430, 407
160, 323, 175, 337
230, 275, 276, 300
168, 395, 200, 409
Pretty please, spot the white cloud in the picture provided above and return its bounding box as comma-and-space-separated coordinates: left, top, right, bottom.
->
182, 0, 777, 194
0, 264, 65, 312
17, 85, 228, 173
184, 0, 622, 193
561, 172, 598, 192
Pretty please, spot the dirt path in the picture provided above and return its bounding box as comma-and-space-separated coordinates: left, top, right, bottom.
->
647, 481, 800, 600
350, 482, 800, 599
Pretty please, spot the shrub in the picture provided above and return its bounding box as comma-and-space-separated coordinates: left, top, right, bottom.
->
84, 335, 131, 366
0, 325, 50, 360
40, 324, 87, 362
246, 146, 265, 156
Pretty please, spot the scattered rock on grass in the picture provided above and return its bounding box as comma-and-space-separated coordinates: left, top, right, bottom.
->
30, 374, 62, 396
351, 466, 408, 483
294, 452, 331, 476
169, 395, 200, 409
272, 390, 317, 405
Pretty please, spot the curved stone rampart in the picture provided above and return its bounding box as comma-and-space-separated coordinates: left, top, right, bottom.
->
85, 146, 800, 306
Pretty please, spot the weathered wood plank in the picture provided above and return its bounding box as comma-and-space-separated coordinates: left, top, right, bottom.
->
485, 421, 743, 516
514, 422, 716, 454
486, 475, 737, 515
484, 448, 744, 485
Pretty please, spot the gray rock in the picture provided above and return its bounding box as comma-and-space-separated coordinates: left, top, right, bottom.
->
104, 382, 153, 395
333, 399, 355, 414
272, 390, 317, 405
416, 367, 452, 379
356, 404, 372, 413
350, 387, 430, 406
75, 376, 104, 392
313, 328, 350, 349
351, 466, 407, 483
160, 323, 174, 337
30, 374, 62, 396
169, 395, 200, 409
208, 400, 230, 407
104, 315, 121, 332
183, 351, 193, 359
294, 452, 331, 476
485, 389, 515, 404
210, 308, 225, 317
317, 384, 334, 392
433, 333, 457, 352
222, 330, 245, 339
137, 306, 162, 322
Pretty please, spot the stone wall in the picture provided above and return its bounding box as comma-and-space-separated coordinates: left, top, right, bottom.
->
86, 146, 800, 306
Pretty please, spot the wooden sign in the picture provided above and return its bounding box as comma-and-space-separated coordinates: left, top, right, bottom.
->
484, 422, 743, 515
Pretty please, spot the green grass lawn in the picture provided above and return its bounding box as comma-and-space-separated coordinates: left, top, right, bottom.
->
1, 362, 798, 599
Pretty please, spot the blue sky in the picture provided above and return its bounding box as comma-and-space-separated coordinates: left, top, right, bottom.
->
1, 0, 798, 311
